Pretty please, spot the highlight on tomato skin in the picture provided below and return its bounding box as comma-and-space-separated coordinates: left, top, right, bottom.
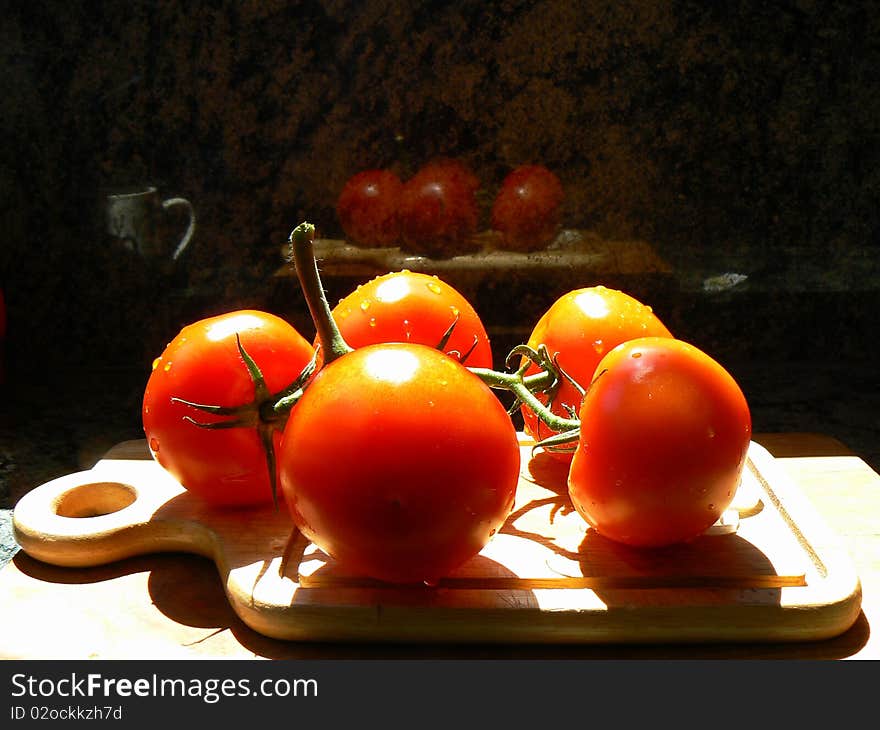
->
277, 342, 521, 586
567, 336, 753, 549
326, 269, 494, 370
520, 285, 674, 459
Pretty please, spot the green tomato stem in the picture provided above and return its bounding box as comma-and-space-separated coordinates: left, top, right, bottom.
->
266, 346, 320, 421
271, 387, 306, 417
469, 366, 580, 434
288, 222, 354, 364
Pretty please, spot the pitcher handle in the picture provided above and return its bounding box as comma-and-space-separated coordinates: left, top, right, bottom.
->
162, 197, 196, 261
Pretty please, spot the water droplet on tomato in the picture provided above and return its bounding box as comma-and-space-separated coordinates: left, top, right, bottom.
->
708, 503, 716, 510
426, 281, 443, 295
707, 427, 716, 439
337, 306, 351, 320
403, 319, 412, 340
368, 317, 377, 328
163, 361, 172, 372
360, 299, 371, 312
149, 437, 159, 453
592, 339, 604, 354
449, 305, 460, 318
423, 578, 439, 588
151, 357, 161, 371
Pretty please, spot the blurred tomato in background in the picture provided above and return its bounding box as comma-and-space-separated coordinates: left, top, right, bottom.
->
491, 164, 564, 252
336, 169, 403, 247
398, 158, 480, 258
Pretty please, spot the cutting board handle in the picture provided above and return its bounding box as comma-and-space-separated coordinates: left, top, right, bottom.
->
12, 459, 204, 568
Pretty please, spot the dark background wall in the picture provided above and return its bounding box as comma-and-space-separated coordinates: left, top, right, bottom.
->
1, 1, 878, 498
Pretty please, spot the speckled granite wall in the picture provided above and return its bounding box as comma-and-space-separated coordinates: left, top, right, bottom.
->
1, 2, 878, 505
3, 1, 879, 360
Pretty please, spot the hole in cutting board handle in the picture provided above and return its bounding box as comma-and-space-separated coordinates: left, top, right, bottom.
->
53, 482, 138, 519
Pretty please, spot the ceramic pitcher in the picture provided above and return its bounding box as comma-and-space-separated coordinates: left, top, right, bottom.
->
105, 186, 195, 262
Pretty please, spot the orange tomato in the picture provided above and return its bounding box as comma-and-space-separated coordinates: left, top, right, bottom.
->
521, 286, 673, 457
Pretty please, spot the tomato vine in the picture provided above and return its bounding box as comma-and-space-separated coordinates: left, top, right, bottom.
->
286, 221, 576, 443
163, 220, 581, 510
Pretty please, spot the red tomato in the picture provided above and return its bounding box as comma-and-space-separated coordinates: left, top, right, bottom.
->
521, 286, 673, 458
336, 169, 403, 247
491, 164, 564, 251
278, 342, 520, 585
328, 270, 493, 368
568, 337, 752, 548
143, 310, 315, 507
399, 159, 480, 258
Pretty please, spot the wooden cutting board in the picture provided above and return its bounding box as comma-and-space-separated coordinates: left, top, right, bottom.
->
11, 435, 861, 645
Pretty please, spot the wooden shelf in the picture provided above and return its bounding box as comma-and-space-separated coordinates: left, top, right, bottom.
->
274, 229, 673, 286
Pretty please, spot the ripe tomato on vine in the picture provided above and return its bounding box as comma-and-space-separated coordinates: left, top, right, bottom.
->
568, 337, 752, 548
328, 270, 493, 368
277, 342, 520, 585
142, 310, 315, 507
279, 223, 519, 584
519, 286, 674, 459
